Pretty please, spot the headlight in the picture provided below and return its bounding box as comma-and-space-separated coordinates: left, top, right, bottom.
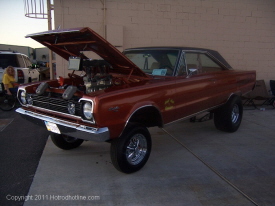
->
19, 90, 27, 105
80, 99, 95, 123
83, 102, 93, 120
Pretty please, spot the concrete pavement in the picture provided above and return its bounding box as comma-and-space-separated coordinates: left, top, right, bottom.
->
21, 108, 275, 206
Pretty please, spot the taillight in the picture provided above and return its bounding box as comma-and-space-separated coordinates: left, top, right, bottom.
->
17, 69, 24, 83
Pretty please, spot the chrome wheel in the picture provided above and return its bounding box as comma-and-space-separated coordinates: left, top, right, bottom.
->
126, 134, 148, 165
214, 96, 243, 133
111, 125, 151, 173
231, 104, 240, 124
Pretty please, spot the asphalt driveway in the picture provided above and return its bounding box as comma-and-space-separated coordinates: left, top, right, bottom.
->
0, 110, 48, 206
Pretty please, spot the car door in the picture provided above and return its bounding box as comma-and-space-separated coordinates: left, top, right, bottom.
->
174, 52, 219, 120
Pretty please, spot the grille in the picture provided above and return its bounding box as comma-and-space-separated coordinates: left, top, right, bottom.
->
31, 94, 82, 116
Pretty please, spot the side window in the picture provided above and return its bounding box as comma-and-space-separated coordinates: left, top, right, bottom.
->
17, 55, 25, 67
200, 54, 223, 73
0, 54, 18, 68
185, 53, 200, 74
185, 53, 223, 75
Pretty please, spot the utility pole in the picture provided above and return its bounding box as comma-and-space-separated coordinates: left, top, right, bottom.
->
24, 0, 54, 79
47, 0, 54, 80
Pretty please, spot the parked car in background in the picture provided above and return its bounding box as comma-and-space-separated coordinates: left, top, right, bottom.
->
16, 27, 256, 173
0, 51, 40, 91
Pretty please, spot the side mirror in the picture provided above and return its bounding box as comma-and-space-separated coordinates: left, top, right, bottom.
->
186, 68, 198, 78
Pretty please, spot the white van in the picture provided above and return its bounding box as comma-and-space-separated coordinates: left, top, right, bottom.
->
0, 51, 40, 91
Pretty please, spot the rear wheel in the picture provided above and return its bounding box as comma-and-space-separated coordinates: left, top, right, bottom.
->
50, 133, 84, 150
214, 95, 243, 133
110, 125, 152, 174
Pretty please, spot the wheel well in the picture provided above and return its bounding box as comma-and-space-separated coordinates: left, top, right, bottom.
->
227, 93, 241, 103
128, 106, 163, 128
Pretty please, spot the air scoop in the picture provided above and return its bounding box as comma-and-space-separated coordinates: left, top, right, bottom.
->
36, 82, 49, 95
62, 86, 77, 100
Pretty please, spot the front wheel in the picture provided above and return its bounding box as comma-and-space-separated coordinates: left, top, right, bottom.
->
110, 125, 152, 174
50, 133, 84, 150
214, 95, 243, 133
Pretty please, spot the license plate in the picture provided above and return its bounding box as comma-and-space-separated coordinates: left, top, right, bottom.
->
45, 121, 61, 134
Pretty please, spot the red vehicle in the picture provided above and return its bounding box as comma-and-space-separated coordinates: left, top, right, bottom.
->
16, 27, 256, 173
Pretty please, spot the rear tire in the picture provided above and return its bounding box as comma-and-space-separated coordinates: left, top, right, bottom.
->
214, 95, 243, 133
110, 125, 152, 174
50, 133, 84, 150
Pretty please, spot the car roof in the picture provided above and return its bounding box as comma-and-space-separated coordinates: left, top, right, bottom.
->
124, 47, 232, 69
0, 51, 27, 56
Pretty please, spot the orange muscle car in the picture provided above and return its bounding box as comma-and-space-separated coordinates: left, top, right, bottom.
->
16, 27, 256, 173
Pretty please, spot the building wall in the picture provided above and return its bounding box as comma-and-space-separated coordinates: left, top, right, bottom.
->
35, 47, 51, 62
54, 0, 275, 86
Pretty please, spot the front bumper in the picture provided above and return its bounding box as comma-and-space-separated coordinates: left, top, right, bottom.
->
16, 108, 110, 142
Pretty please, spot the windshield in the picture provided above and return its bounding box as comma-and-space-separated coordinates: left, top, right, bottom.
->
124, 49, 180, 76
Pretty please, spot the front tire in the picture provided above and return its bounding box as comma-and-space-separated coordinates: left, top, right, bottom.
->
50, 133, 84, 150
214, 95, 243, 133
110, 125, 152, 174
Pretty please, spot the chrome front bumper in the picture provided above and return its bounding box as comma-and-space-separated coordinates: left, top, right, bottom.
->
16, 108, 110, 142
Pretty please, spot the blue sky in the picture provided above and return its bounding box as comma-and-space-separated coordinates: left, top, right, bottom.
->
0, 0, 52, 48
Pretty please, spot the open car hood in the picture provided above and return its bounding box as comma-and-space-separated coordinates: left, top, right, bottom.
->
26, 27, 147, 77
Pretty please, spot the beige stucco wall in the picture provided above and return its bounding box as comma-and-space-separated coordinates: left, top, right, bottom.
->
53, 0, 275, 87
